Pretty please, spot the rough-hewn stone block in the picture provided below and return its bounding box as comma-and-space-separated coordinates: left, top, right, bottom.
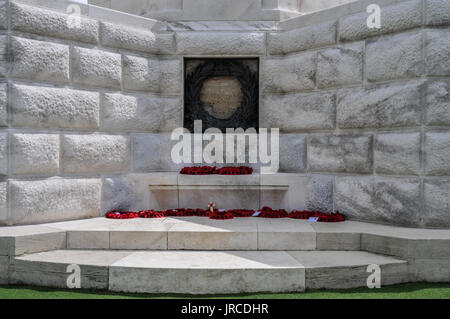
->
279, 134, 306, 172
425, 131, 450, 175
0, 181, 6, 224
72, 47, 121, 89
10, 37, 70, 84
375, 132, 421, 176
0, 35, 6, 77
262, 52, 316, 93
317, 42, 363, 88
337, 81, 423, 129
11, 84, 99, 129
308, 135, 373, 173
306, 175, 333, 212
335, 176, 421, 227
366, 32, 423, 82
339, 0, 422, 41
0, 1, 6, 30
0, 132, 6, 176
0, 83, 6, 127
102, 93, 181, 132
133, 133, 182, 172
62, 135, 130, 174
426, 80, 450, 126
11, 134, 60, 176
261, 93, 335, 131
424, 179, 450, 228
100, 21, 174, 54
10, 2, 98, 44
426, 0, 450, 26
9, 179, 102, 224
425, 30, 450, 76
123, 55, 160, 92
176, 32, 265, 55
268, 21, 336, 55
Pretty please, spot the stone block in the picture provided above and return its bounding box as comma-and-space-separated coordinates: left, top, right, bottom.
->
261, 92, 335, 131
10, 2, 98, 43
0, 181, 6, 224
308, 135, 373, 174
102, 175, 140, 214
0, 132, 6, 176
426, 80, 450, 126
268, 21, 336, 55
100, 21, 174, 54
0, 83, 6, 126
262, 52, 316, 93
72, 47, 121, 89
317, 42, 363, 88
426, 0, 450, 26
306, 175, 334, 213
123, 55, 159, 92
110, 231, 168, 250
258, 223, 316, 250
9, 179, 102, 225
62, 135, 130, 174
0, 255, 7, 284
0, 1, 6, 30
425, 131, 450, 175
425, 30, 450, 76
13, 231, 67, 256
132, 133, 183, 172
159, 59, 182, 94
335, 176, 421, 227
279, 134, 306, 172
67, 231, 109, 249
11, 84, 100, 129
366, 32, 423, 82
0, 35, 6, 77
102, 93, 181, 132
424, 179, 450, 228
339, 0, 422, 41
10, 37, 70, 84
176, 32, 265, 55
337, 81, 423, 129
11, 134, 60, 176
375, 132, 421, 176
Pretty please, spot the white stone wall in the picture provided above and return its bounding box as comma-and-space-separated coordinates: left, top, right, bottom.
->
0, 0, 448, 228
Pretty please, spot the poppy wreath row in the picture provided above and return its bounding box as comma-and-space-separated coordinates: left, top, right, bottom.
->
180, 166, 254, 175
106, 207, 345, 222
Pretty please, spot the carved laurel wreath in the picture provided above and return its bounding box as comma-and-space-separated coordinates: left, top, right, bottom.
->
184, 59, 259, 133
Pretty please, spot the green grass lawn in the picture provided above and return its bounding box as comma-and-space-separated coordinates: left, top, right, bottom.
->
0, 283, 449, 299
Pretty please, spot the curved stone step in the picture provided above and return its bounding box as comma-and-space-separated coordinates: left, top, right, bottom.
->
9, 250, 408, 294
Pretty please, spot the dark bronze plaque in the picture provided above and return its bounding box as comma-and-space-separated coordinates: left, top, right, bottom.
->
184, 58, 259, 133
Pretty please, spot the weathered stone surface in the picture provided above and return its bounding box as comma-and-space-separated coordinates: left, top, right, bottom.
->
262, 52, 316, 93
159, 59, 182, 94
101, 21, 174, 54
425, 132, 450, 176
375, 132, 421, 176
0, 35, 6, 77
102, 176, 139, 214
306, 175, 334, 212
102, 93, 181, 132
10, 2, 98, 43
0, 132, 6, 176
426, 0, 450, 26
337, 81, 423, 129
339, 0, 422, 41
426, 80, 450, 126
308, 135, 373, 173
0, 83, 6, 126
261, 92, 335, 131
11, 84, 99, 129
10, 37, 70, 84
317, 42, 363, 88
424, 179, 450, 228
268, 21, 336, 55
133, 133, 182, 172
72, 47, 121, 89
425, 30, 450, 76
11, 134, 60, 176
123, 55, 159, 92
176, 32, 265, 55
335, 176, 421, 227
279, 134, 306, 172
366, 32, 423, 82
0, 181, 6, 223
0, 1, 6, 30
62, 135, 130, 174
0, 255, 7, 284
9, 179, 102, 224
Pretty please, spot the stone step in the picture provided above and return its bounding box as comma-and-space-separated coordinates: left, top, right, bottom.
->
9, 250, 408, 294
